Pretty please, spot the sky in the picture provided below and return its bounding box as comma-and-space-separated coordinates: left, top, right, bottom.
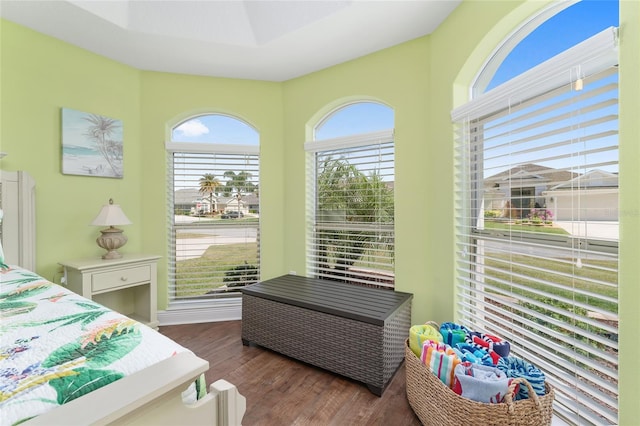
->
487, 0, 619, 91
171, 1, 619, 144
173, 114, 258, 145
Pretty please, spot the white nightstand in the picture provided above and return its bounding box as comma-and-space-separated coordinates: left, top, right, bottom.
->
59, 254, 161, 329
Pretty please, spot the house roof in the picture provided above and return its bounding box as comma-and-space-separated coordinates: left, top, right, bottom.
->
550, 169, 619, 190
174, 188, 201, 204
484, 164, 578, 188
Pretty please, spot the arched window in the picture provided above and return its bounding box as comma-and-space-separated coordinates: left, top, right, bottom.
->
453, 2, 619, 425
171, 114, 259, 145
166, 114, 260, 312
305, 101, 395, 288
475, 0, 619, 94
314, 101, 394, 140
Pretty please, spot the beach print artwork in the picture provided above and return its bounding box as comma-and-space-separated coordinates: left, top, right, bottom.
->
62, 108, 123, 178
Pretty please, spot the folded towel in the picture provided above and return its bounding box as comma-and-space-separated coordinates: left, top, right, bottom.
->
409, 323, 443, 357
496, 356, 546, 399
468, 331, 511, 359
452, 362, 517, 403
454, 343, 491, 365
421, 339, 448, 354
421, 344, 461, 388
439, 322, 470, 346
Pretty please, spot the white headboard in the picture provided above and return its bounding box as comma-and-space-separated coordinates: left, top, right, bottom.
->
1, 170, 36, 270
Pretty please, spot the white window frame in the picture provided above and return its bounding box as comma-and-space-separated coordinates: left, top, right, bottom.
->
453, 27, 619, 425
160, 119, 260, 325
305, 127, 395, 288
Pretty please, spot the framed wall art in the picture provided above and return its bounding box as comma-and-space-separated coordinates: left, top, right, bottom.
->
62, 108, 123, 178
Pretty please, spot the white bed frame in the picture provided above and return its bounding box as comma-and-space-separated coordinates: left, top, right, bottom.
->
0, 170, 36, 270
1, 170, 246, 425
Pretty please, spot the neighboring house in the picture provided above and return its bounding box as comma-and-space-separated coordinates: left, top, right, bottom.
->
483, 163, 618, 221
542, 169, 619, 221
192, 197, 218, 215
223, 196, 247, 214
174, 188, 201, 214
242, 194, 260, 213
174, 189, 259, 216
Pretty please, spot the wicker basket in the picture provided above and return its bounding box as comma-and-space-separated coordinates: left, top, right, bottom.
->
405, 340, 555, 426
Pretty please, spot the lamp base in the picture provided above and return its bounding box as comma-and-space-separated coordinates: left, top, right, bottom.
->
96, 226, 128, 259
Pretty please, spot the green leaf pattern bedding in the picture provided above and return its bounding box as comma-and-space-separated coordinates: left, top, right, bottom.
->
0, 266, 198, 425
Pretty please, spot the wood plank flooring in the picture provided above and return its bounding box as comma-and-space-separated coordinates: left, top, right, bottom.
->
160, 321, 422, 426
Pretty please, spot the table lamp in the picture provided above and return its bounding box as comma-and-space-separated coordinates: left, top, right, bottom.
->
90, 198, 132, 259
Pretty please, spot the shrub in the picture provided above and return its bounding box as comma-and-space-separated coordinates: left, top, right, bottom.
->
528, 208, 553, 222
223, 263, 259, 287
484, 209, 503, 218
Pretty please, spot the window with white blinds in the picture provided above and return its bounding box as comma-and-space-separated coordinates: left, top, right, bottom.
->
305, 130, 395, 289
453, 28, 618, 426
166, 145, 259, 300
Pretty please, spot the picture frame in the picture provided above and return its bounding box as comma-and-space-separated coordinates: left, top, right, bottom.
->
62, 108, 123, 178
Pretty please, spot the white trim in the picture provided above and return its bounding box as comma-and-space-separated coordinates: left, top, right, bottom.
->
472, 0, 577, 97
304, 129, 393, 152
542, 188, 618, 196
165, 141, 259, 155
452, 27, 618, 122
158, 298, 242, 325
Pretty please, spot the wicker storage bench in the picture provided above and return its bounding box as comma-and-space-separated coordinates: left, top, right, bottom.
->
241, 274, 412, 396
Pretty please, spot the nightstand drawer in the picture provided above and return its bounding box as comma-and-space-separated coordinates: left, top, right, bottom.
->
92, 265, 151, 293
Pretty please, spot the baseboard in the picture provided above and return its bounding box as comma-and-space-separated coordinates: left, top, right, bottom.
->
158, 298, 242, 325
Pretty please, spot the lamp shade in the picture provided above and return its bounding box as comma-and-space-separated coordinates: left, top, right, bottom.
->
90, 199, 132, 227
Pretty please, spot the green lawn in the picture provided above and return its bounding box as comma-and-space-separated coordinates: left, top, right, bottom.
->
486, 253, 617, 312
175, 242, 259, 297
482, 220, 570, 235
481, 249, 618, 363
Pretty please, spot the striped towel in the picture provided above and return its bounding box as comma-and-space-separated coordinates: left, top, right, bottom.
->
439, 322, 470, 346
421, 342, 461, 388
496, 356, 546, 399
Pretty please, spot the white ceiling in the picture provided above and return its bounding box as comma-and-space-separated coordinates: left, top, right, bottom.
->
0, 0, 461, 81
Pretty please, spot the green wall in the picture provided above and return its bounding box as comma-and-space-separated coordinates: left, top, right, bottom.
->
616, 0, 640, 422
281, 35, 436, 314
2, 0, 638, 421
0, 19, 143, 283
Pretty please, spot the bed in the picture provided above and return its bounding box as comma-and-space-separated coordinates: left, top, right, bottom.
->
0, 170, 246, 425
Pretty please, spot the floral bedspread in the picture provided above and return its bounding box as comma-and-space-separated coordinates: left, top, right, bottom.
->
0, 265, 195, 425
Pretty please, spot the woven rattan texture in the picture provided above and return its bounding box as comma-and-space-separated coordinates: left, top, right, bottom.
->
404, 341, 555, 426
242, 294, 411, 395
382, 300, 412, 385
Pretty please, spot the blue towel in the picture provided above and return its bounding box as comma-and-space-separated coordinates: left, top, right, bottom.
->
496, 356, 546, 400
440, 322, 470, 346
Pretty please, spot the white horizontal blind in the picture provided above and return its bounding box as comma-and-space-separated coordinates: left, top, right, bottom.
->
306, 132, 394, 288
454, 30, 618, 425
167, 151, 260, 300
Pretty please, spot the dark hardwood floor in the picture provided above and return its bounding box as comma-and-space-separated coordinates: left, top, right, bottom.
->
160, 321, 422, 426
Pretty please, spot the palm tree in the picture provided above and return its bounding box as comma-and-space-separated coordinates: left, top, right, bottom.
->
317, 158, 394, 281
199, 173, 221, 215
223, 171, 254, 215
83, 114, 122, 176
